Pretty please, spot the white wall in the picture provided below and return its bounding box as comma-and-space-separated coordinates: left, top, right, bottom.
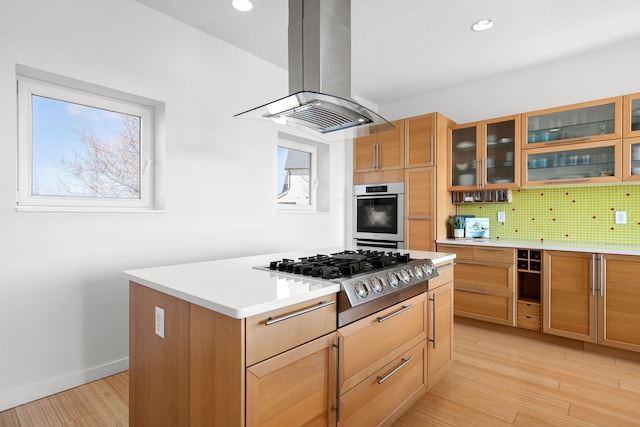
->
0, 0, 347, 410
382, 35, 640, 124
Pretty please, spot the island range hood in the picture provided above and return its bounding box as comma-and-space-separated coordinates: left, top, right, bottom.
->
234, 0, 394, 141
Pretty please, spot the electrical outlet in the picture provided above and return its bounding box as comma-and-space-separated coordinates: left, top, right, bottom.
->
615, 211, 627, 225
497, 211, 505, 222
155, 306, 165, 338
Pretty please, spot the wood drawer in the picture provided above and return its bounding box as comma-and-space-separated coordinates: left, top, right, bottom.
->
455, 261, 513, 292
246, 294, 337, 366
518, 314, 541, 331
340, 342, 426, 427
473, 246, 515, 263
428, 261, 454, 290
517, 301, 541, 318
338, 293, 426, 391
436, 243, 473, 260
454, 287, 514, 325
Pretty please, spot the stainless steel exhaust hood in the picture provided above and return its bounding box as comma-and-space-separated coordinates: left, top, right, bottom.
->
234, 0, 394, 141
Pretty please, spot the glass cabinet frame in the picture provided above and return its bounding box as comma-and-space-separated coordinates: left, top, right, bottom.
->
521, 139, 622, 187
623, 137, 640, 181
448, 115, 520, 190
522, 97, 622, 149
624, 92, 640, 138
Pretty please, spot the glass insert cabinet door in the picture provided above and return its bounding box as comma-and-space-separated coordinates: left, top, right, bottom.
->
523, 97, 622, 147
624, 93, 640, 138
484, 117, 519, 188
624, 137, 640, 181
522, 140, 622, 186
450, 125, 478, 188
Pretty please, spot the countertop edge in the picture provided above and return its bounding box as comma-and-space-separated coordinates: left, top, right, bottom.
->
436, 238, 640, 256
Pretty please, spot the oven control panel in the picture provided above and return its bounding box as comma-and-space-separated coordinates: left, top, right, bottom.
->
341, 259, 438, 307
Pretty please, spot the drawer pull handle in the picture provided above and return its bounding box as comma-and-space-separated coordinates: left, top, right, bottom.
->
377, 305, 412, 323
476, 247, 504, 252
429, 294, 437, 349
264, 300, 335, 325
457, 260, 491, 267
455, 287, 490, 295
377, 357, 413, 384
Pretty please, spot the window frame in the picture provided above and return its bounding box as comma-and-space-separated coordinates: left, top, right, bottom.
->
16, 71, 161, 212
276, 137, 318, 212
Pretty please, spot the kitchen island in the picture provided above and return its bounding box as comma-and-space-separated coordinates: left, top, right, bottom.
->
125, 246, 456, 426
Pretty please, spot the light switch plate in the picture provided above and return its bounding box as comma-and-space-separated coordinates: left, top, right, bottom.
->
155, 306, 165, 338
615, 211, 627, 224
497, 211, 505, 222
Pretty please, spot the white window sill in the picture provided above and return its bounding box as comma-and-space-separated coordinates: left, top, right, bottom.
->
16, 206, 166, 214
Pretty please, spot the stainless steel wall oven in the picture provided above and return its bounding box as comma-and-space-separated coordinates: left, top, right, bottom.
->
353, 182, 404, 249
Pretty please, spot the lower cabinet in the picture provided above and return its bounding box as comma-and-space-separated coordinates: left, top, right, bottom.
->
427, 279, 453, 389
438, 243, 516, 326
542, 250, 597, 342
339, 342, 426, 426
599, 254, 640, 352
246, 333, 337, 427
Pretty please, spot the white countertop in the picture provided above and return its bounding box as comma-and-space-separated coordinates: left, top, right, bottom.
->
124, 246, 456, 319
436, 238, 640, 256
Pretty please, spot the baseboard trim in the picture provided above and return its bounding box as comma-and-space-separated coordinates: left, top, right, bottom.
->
0, 357, 129, 412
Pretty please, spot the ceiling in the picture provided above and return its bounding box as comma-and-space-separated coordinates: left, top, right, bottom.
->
135, 0, 640, 106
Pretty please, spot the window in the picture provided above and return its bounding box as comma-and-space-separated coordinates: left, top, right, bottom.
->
277, 137, 317, 211
16, 66, 163, 211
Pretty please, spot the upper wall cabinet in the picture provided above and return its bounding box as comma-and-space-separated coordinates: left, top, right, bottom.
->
449, 115, 520, 190
405, 113, 435, 169
353, 120, 404, 174
522, 97, 622, 148
624, 92, 640, 138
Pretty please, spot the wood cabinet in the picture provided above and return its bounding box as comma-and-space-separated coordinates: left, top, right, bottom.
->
598, 254, 640, 352
246, 333, 337, 426
426, 262, 454, 389
521, 139, 622, 186
544, 251, 640, 352
437, 243, 516, 326
623, 137, 640, 181
130, 283, 337, 427
522, 96, 622, 148
405, 113, 435, 168
448, 115, 520, 190
353, 120, 404, 182
542, 251, 597, 343
405, 167, 435, 251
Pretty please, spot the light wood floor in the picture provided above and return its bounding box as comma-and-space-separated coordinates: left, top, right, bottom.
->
3, 322, 640, 426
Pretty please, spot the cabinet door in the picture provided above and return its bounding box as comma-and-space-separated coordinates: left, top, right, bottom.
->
483, 115, 520, 189
623, 137, 640, 181
623, 92, 640, 138
427, 281, 453, 389
599, 254, 640, 352
521, 139, 622, 186
543, 251, 597, 343
353, 134, 377, 173
246, 333, 337, 427
405, 114, 434, 168
405, 167, 435, 251
449, 122, 481, 189
378, 120, 404, 170
522, 96, 622, 147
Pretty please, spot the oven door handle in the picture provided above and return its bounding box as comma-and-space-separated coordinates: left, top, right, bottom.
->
355, 194, 398, 201
377, 304, 412, 323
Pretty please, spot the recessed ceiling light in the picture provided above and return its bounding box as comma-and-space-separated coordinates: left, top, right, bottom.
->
471, 19, 494, 32
232, 0, 253, 12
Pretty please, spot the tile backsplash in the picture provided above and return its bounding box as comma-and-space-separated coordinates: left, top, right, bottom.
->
456, 185, 640, 245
